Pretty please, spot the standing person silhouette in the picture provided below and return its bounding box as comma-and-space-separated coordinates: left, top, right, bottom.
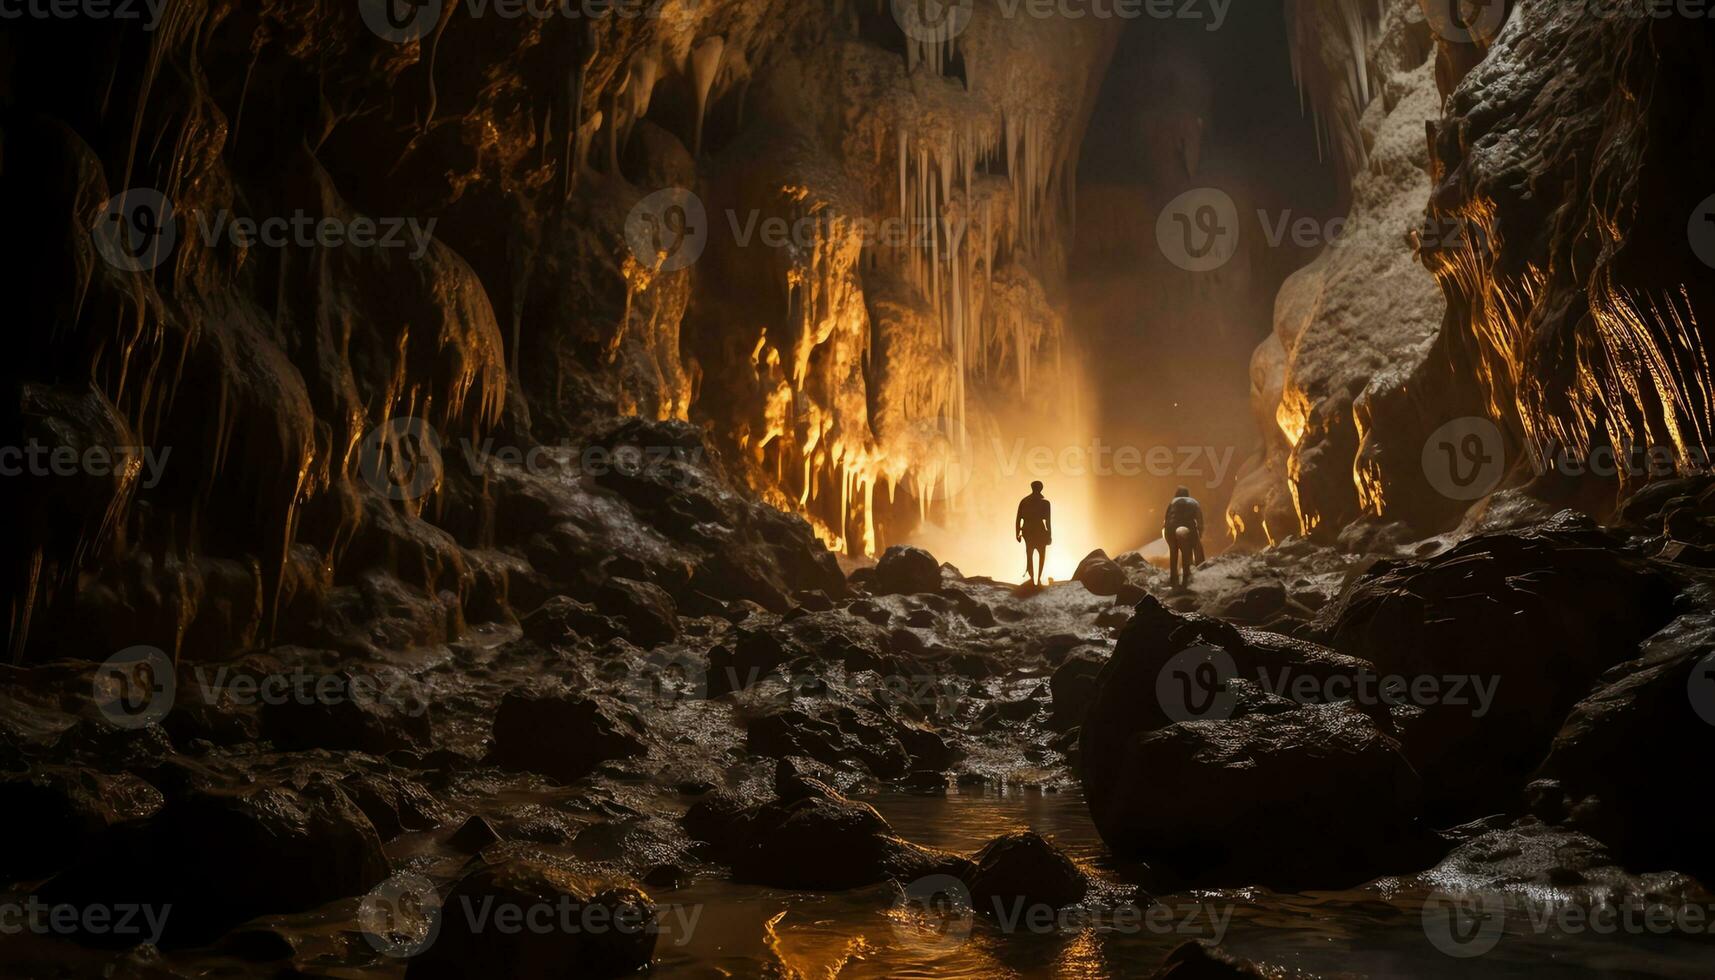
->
1016, 481, 1052, 586
1164, 486, 1205, 589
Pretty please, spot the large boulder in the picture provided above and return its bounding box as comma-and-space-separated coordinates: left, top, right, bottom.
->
966, 831, 1087, 914
1321, 515, 1680, 820
1079, 595, 1423, 888
684, 766, 967, 890
1104, 701, 1425, 888
406, 856, 656, 979
0, 767, 163, 880
1530, 611, 1715, 881
39, 772, 389, 946
871, 546, 943, 596
487, 692, 647, 784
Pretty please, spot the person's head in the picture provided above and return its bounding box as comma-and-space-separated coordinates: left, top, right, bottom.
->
1031, 481, 1044, 495
1174, 486, 1191, 499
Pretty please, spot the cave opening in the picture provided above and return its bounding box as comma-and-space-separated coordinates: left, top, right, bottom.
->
1066, 4, 1340, 558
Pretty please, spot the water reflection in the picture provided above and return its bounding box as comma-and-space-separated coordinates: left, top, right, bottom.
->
650, 786, 1715, 979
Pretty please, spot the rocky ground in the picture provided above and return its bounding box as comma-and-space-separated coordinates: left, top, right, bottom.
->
5, 451, 1715, 976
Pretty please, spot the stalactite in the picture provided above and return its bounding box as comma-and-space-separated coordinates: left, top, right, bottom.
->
690, 36, 726, 158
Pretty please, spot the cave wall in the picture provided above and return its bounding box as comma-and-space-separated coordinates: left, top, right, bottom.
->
0, 0, 1120, 661
1232, 0, 1715, 545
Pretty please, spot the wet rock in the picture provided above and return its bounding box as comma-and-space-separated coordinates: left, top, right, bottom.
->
521, 596, 618, 645
967, 832, 1087, 913
1080, 597, 1419, 887
944, 588, 997, 627
791, 589, 835, 612
40, 774, 389, 947
642, 864, 687, 889
846, 598, 892, 626
1049, 727, 1081, 768
260, 669, 433, 755
1027, 632, 1083, 664
1419, 818, 1704, 900
405, 855, 656, 980
1115, 582, 1150, 605
1210, 581, 1287, 625
946, 651, 996, 679
1657, 540, 1715, 568
594, 578, 679, 648
0, 767, 163, 880
1531, 612, 1715, 880
1148, 941, 1268, 979
1322, 516, 1680, 820
449, 814, 504, 853
1103, 701, 1424, 888
1047, 651, 1106, 732
872, 546, 943, 596
720, 599, 769, 623
341, 770, 445, 841
685, 775, 969, 890
487, 691, 648, 784
906, 608, 940, 628
705, 635, 784, 697
746, 705, 949, 779
1073, 550, 1127, 597
1094, 606, 1132, 629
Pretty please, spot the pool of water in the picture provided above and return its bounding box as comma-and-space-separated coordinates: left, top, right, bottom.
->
647, 787, 1715, 979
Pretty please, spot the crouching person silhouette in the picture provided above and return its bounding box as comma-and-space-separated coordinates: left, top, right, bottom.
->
1164, 486, 1205, 589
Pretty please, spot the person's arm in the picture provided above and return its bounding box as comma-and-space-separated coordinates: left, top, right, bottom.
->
1045, 501, 1052, 543
1016, 500, 1024, 541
